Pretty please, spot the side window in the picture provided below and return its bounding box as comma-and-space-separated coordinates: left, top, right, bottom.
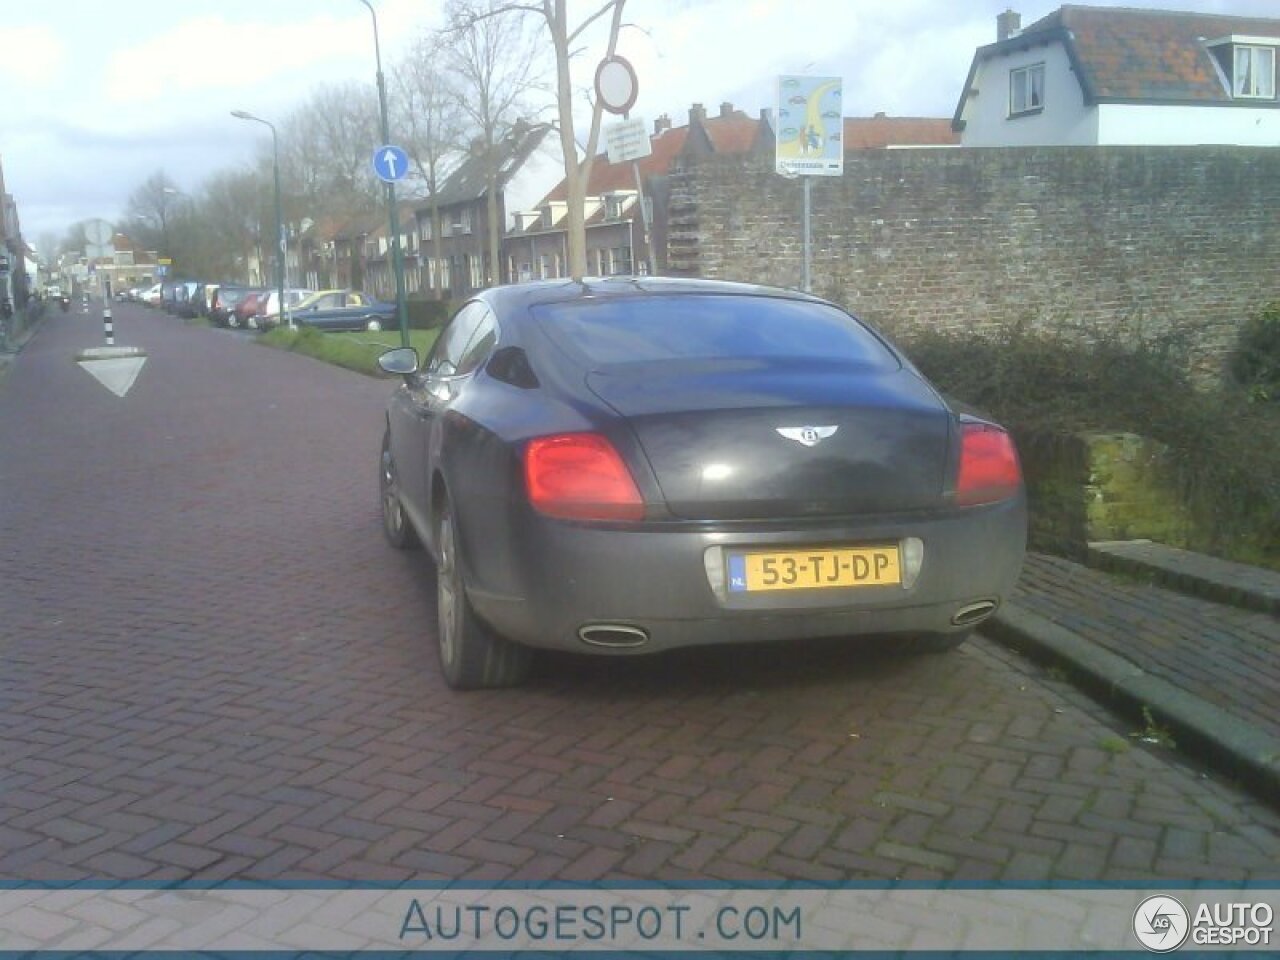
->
455, 309, 498, 377
425, 302, 486, 377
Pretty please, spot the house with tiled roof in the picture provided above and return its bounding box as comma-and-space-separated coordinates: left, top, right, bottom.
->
954, 5, 1280, 146
403, 119, 554, 298
506, 102, 957, 280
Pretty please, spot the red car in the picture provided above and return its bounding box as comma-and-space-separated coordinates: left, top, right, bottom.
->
232, 290, 268, 329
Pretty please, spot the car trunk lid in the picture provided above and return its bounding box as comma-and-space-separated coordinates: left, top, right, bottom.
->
585, 358, 953, 520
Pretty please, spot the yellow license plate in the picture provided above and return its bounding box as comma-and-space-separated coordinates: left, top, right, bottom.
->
728, 545, 901, 593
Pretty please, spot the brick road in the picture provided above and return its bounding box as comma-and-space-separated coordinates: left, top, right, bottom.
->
2, 305, 1277, 883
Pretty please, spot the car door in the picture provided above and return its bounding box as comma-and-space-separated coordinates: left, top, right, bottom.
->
390, 301, 488, 535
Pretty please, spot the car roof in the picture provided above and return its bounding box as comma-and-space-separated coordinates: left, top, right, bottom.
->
479, 276, 830, 316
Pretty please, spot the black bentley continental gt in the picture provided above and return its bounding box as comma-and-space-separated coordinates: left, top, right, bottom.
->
378, 278, 1026, 689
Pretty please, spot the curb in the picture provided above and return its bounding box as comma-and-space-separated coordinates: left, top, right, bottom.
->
1086, 541, 1280, 616
986, 604, 1280, 803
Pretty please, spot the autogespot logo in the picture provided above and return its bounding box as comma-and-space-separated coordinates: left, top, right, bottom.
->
1134, 895, 1191, 953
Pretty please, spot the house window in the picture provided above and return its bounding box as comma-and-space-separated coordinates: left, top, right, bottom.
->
1234, 45, 1276, 99
1009, 63, 1045, 116
421, 220, 433, 241
538, 254, 550, 279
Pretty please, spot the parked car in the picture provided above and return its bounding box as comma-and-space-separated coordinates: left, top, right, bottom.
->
287, 289, 395, 332
232, 290, 269, 329
376, 278, 1027, 689
141, 282, 162, 306
174, 281, 202, 318
210, 286, 250, 327
251, 287, 315, 330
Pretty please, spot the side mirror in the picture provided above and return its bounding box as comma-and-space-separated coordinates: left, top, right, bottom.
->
378, 347, 420, 376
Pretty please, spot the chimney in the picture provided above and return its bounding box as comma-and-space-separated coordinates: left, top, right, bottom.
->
719, 101, 734, 119
997, 9, 1021, 41
653, 114, 672, 136
689, 103, 707, 125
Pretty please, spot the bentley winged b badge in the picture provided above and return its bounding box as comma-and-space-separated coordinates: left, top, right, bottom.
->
776, 426, 838, 448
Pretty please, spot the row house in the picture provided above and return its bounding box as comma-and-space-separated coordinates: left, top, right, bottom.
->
355, 120, 556, 302
503, 102, 958, 282
0, 155, 31, 309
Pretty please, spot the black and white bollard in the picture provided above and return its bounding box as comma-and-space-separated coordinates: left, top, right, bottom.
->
103, 282, 114, 346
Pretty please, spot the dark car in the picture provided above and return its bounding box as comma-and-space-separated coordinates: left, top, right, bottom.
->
376, 278, 1026, 690
210, 286, 250, 327
286, 288, 395, 332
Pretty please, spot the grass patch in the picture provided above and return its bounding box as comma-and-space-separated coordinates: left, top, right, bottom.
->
1098, 735, 1131, 755
260, 326, 440, 377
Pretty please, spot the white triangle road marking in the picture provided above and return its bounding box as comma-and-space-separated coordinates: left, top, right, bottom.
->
75, 346, 148, 398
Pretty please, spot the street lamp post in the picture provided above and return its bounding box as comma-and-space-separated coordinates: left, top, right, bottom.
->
357, 0, 410, 348
231, 109, 289, 329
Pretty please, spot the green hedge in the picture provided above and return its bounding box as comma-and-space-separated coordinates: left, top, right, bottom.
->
900, 320, 1280, 570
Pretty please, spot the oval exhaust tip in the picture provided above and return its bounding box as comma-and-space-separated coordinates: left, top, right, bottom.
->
952, 600, 998, 627
578, 624, 649, 649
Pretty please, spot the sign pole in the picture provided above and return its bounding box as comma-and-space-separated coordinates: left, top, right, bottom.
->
803, 177, 812, 293
775, 75, 843, 295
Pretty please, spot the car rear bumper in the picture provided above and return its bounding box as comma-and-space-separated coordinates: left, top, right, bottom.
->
464, 496, 1027, 655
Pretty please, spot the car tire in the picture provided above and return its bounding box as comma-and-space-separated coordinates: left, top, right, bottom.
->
366, 317, 382, 332
380, 429, 419, 550
436, 498, 532, 690
906, 631, 970, 654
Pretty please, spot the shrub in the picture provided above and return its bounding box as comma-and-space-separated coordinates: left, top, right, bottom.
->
1230, 302, 1280, 403
406, 297, 454, 330
900, 319, 1280, 569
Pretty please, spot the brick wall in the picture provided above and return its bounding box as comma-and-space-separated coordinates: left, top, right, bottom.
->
665, 146, 1280, 377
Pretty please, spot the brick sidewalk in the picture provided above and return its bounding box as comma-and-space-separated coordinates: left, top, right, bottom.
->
996, 552, 1280, 793
3, 309, 1278, 884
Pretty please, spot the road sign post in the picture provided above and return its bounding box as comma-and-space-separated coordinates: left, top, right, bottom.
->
596, 56, 655, 277
776, 76, 843, 292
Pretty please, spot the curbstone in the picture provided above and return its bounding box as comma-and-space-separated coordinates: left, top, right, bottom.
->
987, 603, 1280, 805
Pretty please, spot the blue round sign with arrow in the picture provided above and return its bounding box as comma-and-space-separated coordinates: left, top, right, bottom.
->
372, 144, 409, 183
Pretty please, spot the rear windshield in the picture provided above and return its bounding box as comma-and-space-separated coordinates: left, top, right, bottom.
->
534, 294, 899, 369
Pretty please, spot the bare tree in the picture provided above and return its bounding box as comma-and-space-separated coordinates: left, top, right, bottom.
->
126, 170, 183, 257
447, 0, 547, 285
281, 82, 383, 220
452, 0, 626, 280
392, 31, 467, 296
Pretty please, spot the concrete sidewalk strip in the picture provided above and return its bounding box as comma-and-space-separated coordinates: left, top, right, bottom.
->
1088, 539, 1280, 616
988, 603, 1280, 800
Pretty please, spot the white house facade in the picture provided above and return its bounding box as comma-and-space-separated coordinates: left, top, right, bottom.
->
955, 6, 1280, 147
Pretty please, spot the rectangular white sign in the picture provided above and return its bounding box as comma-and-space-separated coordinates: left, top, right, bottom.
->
604, 117, 652, 165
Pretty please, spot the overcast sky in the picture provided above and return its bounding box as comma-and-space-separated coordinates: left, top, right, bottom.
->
1, 0, 1272, 250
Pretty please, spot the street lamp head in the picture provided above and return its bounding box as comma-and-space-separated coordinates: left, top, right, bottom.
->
230, 109, 253, 120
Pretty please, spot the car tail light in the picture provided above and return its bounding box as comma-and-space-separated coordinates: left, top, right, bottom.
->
525, 433, 644, 521
955, 422, 1022, 506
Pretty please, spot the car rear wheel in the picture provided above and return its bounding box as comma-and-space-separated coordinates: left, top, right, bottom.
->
366, 317, 382, 332
380, 429, 419, 550
436, 499, 532, 689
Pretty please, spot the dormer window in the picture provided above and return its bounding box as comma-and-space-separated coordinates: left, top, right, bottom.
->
1234, 45, 1276, 99
1208, 36, 1279, 100
1009, 63, 1044, 117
